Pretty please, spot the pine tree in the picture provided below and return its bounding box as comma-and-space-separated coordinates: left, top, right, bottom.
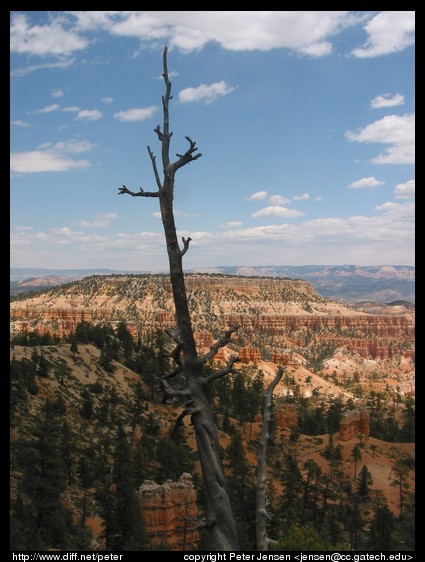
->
103, 426, 146, 551
131, 380, 146, 432
116, 321, 134, 360
369, 504, 395, 550
78, 454, 95, 526
271, 524, 325, 551
301, 459, 321, 526
231, 372, 249, 422
14, 401, 72, 549
356, 465, 373, 501
155, 432, 195, 483
80, 389, 94, 419
61, 419, 74, 486
280, 453, 303, 531
70, 337, 79, 357
390, 458, 411, 518
351, 444, 362, 481
225, 430, 256, 549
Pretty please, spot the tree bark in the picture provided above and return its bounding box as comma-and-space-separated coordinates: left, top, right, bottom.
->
255, 366, 285, 551
119, 47, 239, 551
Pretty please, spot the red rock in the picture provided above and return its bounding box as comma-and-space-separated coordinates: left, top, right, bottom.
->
139, 473, 199, 551
338, 407, 370, 441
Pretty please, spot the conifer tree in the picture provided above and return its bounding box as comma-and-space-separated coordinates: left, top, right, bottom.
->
351, 444, 362, 481
226, 430, 256, 550
356, 464, 373, 501
14, 401, 72, 549
369, 504, 395, 550
103, 426, 147, 551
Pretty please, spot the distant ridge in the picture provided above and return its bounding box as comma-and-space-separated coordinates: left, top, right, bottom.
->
10, 264, 414, 303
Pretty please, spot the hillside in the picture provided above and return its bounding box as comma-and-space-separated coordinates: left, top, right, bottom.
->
10, 274, 415, 550
10, 274, 415, 365
10, 264, 415, 303
10, 342, 415, 551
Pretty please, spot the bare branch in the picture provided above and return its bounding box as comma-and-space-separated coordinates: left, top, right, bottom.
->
258, 508, 273, 520
161, 338, 184, 383
154, 124, 164, 141
204, 356, 241, 385
193, 516, 216, 530
147, 146, 163, 190
160, 47, 173, 169
256, 365, 286, 551
168, 340, 184, 364
181, 236, 192, 256
163, 365, 183, 380
201, 324, 240, 364
173, 136, 203, 172
165, 327, 183, 346
118, 184, 159, 198
161, 378, 190, 399
171, 409, 188, 436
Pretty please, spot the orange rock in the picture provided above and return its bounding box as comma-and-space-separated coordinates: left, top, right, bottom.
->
275, 403, 298, 430
139, 473, 199, 551
338, 408, 370, 441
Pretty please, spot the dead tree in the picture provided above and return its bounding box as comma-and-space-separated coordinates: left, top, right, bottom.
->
255, 366, 285, 551
118, 47, 239, 551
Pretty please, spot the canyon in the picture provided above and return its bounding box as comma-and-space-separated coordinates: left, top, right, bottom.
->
10, 274, 414, 365
10, 274, 415, 550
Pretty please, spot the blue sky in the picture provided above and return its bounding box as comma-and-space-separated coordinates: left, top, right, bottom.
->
10, 11, 415, 271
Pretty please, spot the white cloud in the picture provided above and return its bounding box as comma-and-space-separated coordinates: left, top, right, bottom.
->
10, 138, 94, 173
394, 179, 415, 199
352, 11, 415, 58
293, 193, 311, 201
10, 12, 415, 71
10, 13, 88, 56
64, 106, 80, 112
33, 104, 61, 114
68, 11, 125, 31
298, 42, 333, 57
249, 191, 268, 201
345, 113, 415, 164
11, 200, 414, 269
11, 58, 76, 77
10, 152, 90, 173
75, 109, 102, 121
101, 97, 114, 104
52, 88, 64, 98
370, 93, 405, 109
11, 120, 31, 127
51, 140, 96, 153
78, 213, 119, 227
252, 206, 304, 218
269, 195, 290, 205
347, 177, 384, 189
113, 106, 157, 122
210, 200, 414, 263
67, 11, 360, 56
178, 81, 235, 104
219, 221, 242, 228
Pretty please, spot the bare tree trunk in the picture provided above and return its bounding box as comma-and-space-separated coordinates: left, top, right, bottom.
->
255, 366, 285, 551
119, 47, 239, 551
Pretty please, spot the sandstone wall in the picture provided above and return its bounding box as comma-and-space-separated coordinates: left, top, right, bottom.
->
139, 473, 199, 551
338, 408, 370, 441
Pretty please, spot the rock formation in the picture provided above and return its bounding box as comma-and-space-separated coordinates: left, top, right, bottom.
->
338, 408, 370, 441
275, 403, 298, 430
139, 473, 199, 551
10, 274, 414, 363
